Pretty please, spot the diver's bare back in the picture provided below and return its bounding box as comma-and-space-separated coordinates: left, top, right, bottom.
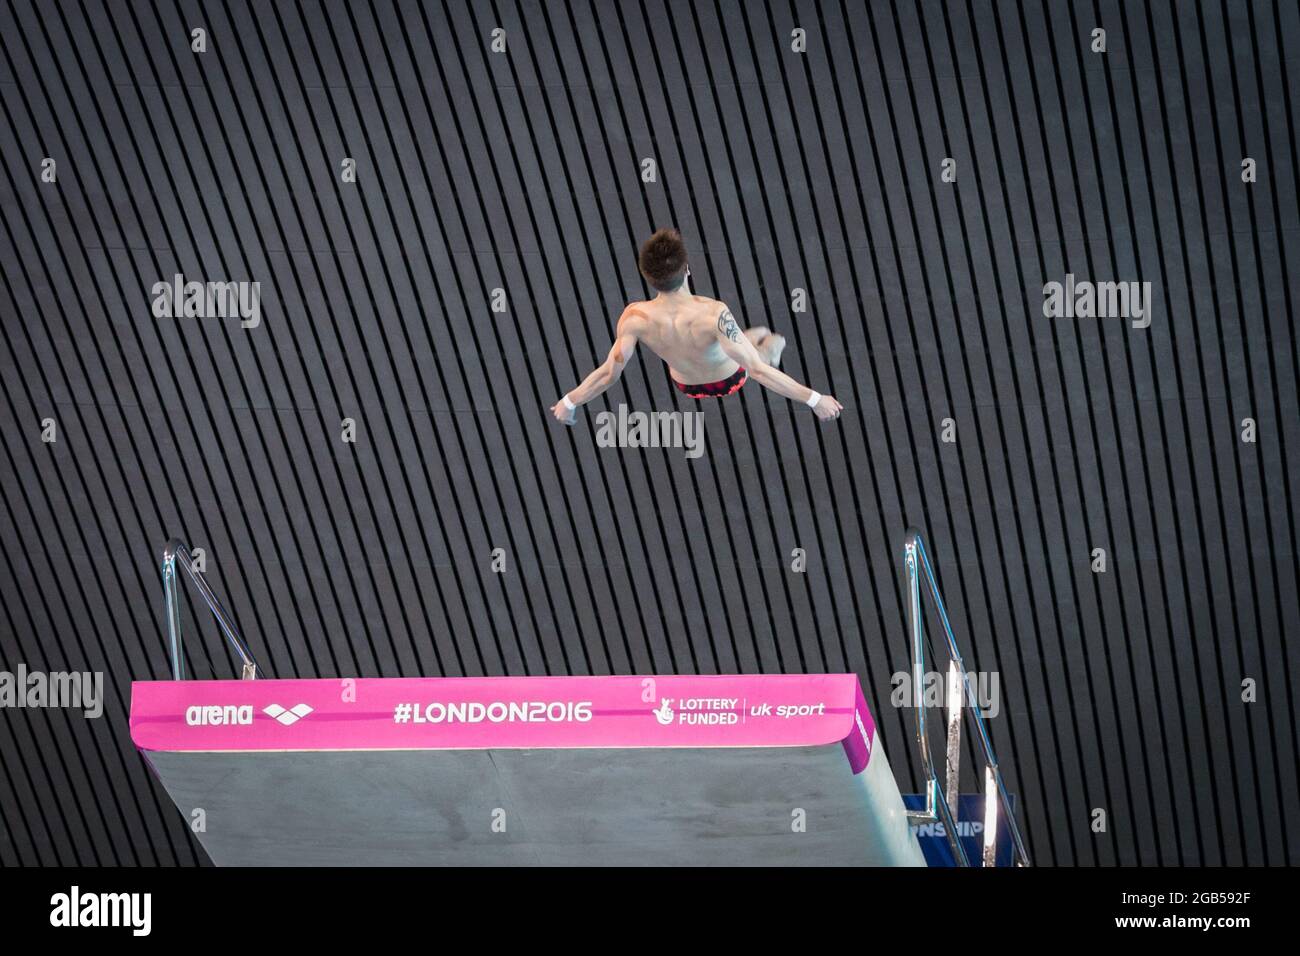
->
623, 294, 737, 386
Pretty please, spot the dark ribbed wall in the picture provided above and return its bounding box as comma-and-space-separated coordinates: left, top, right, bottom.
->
1, 0, 1298, 866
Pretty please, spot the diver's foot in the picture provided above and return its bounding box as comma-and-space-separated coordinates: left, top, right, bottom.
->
764, 333, 787, 367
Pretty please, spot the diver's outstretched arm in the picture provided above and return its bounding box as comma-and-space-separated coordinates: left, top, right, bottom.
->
715, 306, 842, 420
551, 321, 638, 425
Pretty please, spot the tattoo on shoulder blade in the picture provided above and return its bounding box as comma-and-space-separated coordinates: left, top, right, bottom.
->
718, 309, 743, 343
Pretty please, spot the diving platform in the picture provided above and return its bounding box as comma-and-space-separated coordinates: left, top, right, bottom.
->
130, 673, 925, 866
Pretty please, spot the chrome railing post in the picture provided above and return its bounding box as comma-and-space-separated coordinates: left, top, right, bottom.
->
983, 765, 998, 868
902, 528, 1030, 867
945, 660, 962, 819
903, 532, 969, 865
160, 538, 260, 681
905, 537, 928, 799
162, 543, 185, 680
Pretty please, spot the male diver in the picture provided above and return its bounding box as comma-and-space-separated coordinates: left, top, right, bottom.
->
551, 228, 843, 424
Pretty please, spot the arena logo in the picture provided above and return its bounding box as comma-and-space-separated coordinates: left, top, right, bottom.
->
0, 664, 102, 718
151, 273, 261, 328
264, 703, 313, 725
49, 886, 151, 936
186, 704, 253, 726
595, 404, 704, 459
1042, 273, 1153, 328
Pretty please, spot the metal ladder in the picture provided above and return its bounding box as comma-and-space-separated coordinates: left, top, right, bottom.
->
903, 529, 1030, 866
161, 538, 260, 680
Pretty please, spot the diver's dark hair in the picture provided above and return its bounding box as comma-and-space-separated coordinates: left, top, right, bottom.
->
638, 228, 688, 292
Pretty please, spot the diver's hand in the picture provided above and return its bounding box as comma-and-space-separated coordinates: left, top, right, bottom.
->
551, 398, 577, 425
813, 394, 843, 421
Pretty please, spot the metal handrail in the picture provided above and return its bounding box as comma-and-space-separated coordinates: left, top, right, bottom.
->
903, 529, 1030, 867
161, 538, 259, 680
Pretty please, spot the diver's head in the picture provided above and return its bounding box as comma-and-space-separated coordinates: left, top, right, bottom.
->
638, 228, 689, 293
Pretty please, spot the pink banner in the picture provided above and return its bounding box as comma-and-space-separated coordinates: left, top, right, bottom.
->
131, 673, 877, 773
